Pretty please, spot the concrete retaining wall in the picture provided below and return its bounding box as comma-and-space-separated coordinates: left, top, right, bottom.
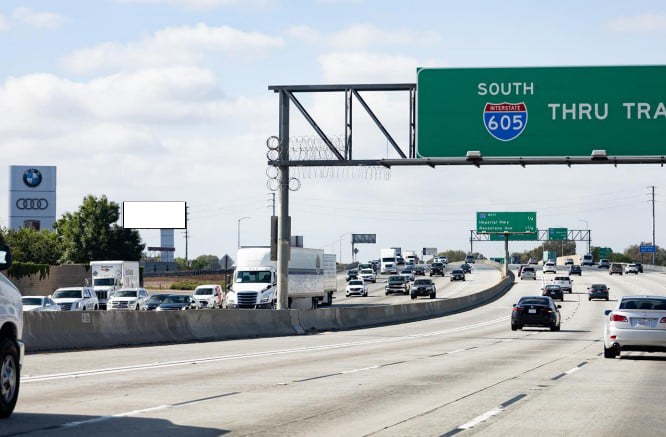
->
23, 272, 515, 353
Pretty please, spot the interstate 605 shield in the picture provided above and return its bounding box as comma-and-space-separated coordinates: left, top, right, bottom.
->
483, 103, 528, 141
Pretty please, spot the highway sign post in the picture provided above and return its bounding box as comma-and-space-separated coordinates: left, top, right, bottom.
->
417, 66, 666, 158
548, 228, 568, 240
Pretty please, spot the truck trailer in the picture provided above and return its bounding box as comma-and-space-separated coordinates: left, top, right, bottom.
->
226, 247, 336, 309
90, 260, 140, 310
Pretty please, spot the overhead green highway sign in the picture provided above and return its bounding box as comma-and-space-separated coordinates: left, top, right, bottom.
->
548, 228, 568, 240
417, 65, 666, 158
476, 212, 537, 234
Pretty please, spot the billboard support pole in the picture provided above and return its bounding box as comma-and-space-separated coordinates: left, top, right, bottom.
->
277, 90, 290, 310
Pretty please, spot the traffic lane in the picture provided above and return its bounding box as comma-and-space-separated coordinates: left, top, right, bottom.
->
12, 269, 613, 435
333, 264, 501, 307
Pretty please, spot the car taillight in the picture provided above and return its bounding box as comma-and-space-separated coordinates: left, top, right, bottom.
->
513, 307, 521, 312
610, 313, 628, 322
660, 317, 666, 324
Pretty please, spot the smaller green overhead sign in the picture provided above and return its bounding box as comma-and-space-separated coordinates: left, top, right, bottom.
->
476, 212, 537, 234
548, 228, 568, 240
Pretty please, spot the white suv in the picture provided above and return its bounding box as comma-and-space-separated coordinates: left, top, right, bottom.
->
192, 284, 223, 309
52, 286, 99, 311
107, 288, 150, 310
359, 268, 377, 283
543, 261, 557, 274
551, 276, 573, 293
0, 245, 24, 418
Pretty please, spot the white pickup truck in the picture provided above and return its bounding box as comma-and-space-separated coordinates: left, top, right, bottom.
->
0, 245, 24, 418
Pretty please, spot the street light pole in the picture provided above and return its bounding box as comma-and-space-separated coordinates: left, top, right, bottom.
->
237, 216, 250, 249
579, 219, 590, 254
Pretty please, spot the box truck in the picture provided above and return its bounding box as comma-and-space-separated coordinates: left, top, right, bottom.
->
90, 261, 140, 309
226, 247, 336, 310
380, 248, 399, 274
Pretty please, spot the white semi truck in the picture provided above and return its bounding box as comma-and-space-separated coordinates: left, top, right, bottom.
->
404, 250, 417, 264
226, 247, 336, 310
380, 248, 399, 274
90, 261, 140, 310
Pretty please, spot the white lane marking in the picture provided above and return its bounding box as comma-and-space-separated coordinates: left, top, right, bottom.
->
23, 315, 509, 383
564, 366, 581, 376
340, 365, 380, 374
459, 407, 504, 429
62, 405, 170, 428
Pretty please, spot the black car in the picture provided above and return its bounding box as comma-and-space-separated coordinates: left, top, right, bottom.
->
411, 278, 436, 299
542, 284, 564, 301
511, 296, 561, 331
450, 269, 465, 281
430, 262, 445, 277
345, 269, 359, 282
142, 293, 170, 310
568, 265, 582, 276
157, 294, 199, 311
460, 263, 472, 274
587, 283, 609, 301
414, 266, 426, 276
633, 262, 644, 273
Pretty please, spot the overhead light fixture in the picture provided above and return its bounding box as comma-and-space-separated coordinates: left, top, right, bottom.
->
466, 150, 482, 160
591, 149, 607, 159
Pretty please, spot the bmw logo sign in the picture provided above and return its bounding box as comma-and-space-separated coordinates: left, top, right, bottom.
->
23, 168, 43, 188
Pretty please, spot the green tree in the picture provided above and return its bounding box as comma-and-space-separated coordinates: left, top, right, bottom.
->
190, 255, 220, 270
175, 257, 188, 270
437, 250, 466, 263
2, 228, 63, 264
55, 195, 144, 263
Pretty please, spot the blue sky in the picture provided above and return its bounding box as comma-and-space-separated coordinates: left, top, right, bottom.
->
1, 0, 665, 263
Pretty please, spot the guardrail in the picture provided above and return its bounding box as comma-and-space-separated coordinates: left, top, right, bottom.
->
23, 270, 515, 353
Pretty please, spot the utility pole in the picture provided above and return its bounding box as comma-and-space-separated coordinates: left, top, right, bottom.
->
649, 186, 656, 265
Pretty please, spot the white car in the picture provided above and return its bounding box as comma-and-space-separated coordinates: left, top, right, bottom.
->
0, 245, 24, 418
192, 284, 224, 309
542, 261, 557, 274
359, 269, 377, 284
624, 264, 640, 274
21, 296, 60, 312
51, 286, 99, 311
520, 266, 537, 280
400, 269, 416, 282
107, 288, 150, 310
345, 279, 368, 297
551, 276, 573, 293
604, 295, 666, 358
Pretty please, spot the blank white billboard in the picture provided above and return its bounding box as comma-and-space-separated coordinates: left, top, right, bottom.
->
122, 201, 186, 229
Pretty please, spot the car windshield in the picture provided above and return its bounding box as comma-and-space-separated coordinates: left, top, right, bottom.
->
348, 280, 363, 286
432, 263, 443, 268
619, 298, 666, 310
452, 270, 463, 274
381, 257, 395, 262
93, 278, 116, 286
163, 295, 189, 304
53, 289, 83, 299
194, 288, 214, 295
348, 270, 358, 274
148, 295, 169, 303
360, 269, 374, 274
519, 297, 550, 306
113, 290, 137, 298
523, 267, 534, 272
414, 279, 432, 285
388, 276, 404, 283
22, 297, 44, 305
554, 277, 570, 281
590, 284, 607, 290
545, 285, 560, 290
235, 270, 272, 283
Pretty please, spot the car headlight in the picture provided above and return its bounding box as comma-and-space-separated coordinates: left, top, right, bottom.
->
156, 307, 163, 311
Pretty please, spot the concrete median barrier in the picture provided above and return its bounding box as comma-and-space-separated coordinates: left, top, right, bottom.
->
23, 271, 515, 352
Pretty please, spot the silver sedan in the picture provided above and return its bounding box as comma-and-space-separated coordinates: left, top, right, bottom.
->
604, 295, 666, 358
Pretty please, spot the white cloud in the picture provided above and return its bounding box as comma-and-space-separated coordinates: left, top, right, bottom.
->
13, 7, 65, 30
0, 13, 9, 30
115, 0, 274, 10
318, 51, 422, 83
606, 14, 666, 33
61, 23, 284, 73
288, 24, 440, 50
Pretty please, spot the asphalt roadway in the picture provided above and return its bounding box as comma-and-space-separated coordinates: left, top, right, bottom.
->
6, 265, 666, 436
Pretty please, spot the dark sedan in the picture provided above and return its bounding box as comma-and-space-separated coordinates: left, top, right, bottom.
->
511, 296, 561, 331
568, 265, 582, 276
156, 294, 200, 311
450, 269, 465, 281
414, 266, 426, 276
587, 283, 609, 301
142, 293, 170, 310
460, 263, 472, 274
542, 284, 564, 301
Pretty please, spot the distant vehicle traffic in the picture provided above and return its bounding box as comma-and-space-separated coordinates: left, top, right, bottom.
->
52, 287, 99, 311
411, 278, 436, 299
581, 254, 594, 266
604, 295, 666, 358
465, 255, 475, 264
460, 263, 472, 274
380, 248, 399, 274
90, 260, 140, 310
528, 257, 538, 265
624, 264, 639, 274
542, 284, 564, 301
385, 275, 410, 295
142, 293, 170, 310
520, 266, 537, 280
568, 265, 582, 276
345, 279, 368, 297
359, 268, 377, 283
511, 296, 561, 331
543, 261, 557, 274
107, 288, 150, 310
564, 258, 574, 265
598, 259, 610, 269
430, 262, 445, 277
346, 269, 359, 282
156, 294, 200, 311
450, 269, 465, 281
609, 263, 623, 275
400, 267, 415, 282
192, 284, 223, 309
551, 276, 573, 293
414, 266, 426, 276
21, 296, 60, 312
587, 284, 609, 301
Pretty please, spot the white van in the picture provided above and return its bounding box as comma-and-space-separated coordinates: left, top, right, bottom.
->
581, 254, 594, 266
192, 284, 223, 309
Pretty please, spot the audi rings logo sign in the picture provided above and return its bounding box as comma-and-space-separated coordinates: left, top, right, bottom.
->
23, 168, 43, 188
16, 198, 49, 210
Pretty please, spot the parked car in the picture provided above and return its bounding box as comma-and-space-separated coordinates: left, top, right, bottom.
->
21, 296, 60, 312
542, 284, 564, 301
414, 265, 426, 276
359, 268, 377, 283
142, 293, 170, 310
542, 261, 557, 274
587, 283, 609, 301
345, 269, 359, 282
156, 294, 200, 311
564, 258, 574, 265
385, 275, 410, 295
192, 284, 223, 309
598, 259, 610, 269
551, 276, 573, 293
400, 267, 415, 282
568, 265, 582, 276
107, 288, 150, 310
430, 262, 445, 277
460, 263, 472, 274
511, 296, 561, 331
609, 263, 623, 275
624, 264, 639, 274
411, 278, 436, 299
345, 279, 368, 297
0, 244, 24, 418
51, 286, 99, 311
603, 295, 666, 358
520, 266, 537, 280
450, 269, 465, 281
